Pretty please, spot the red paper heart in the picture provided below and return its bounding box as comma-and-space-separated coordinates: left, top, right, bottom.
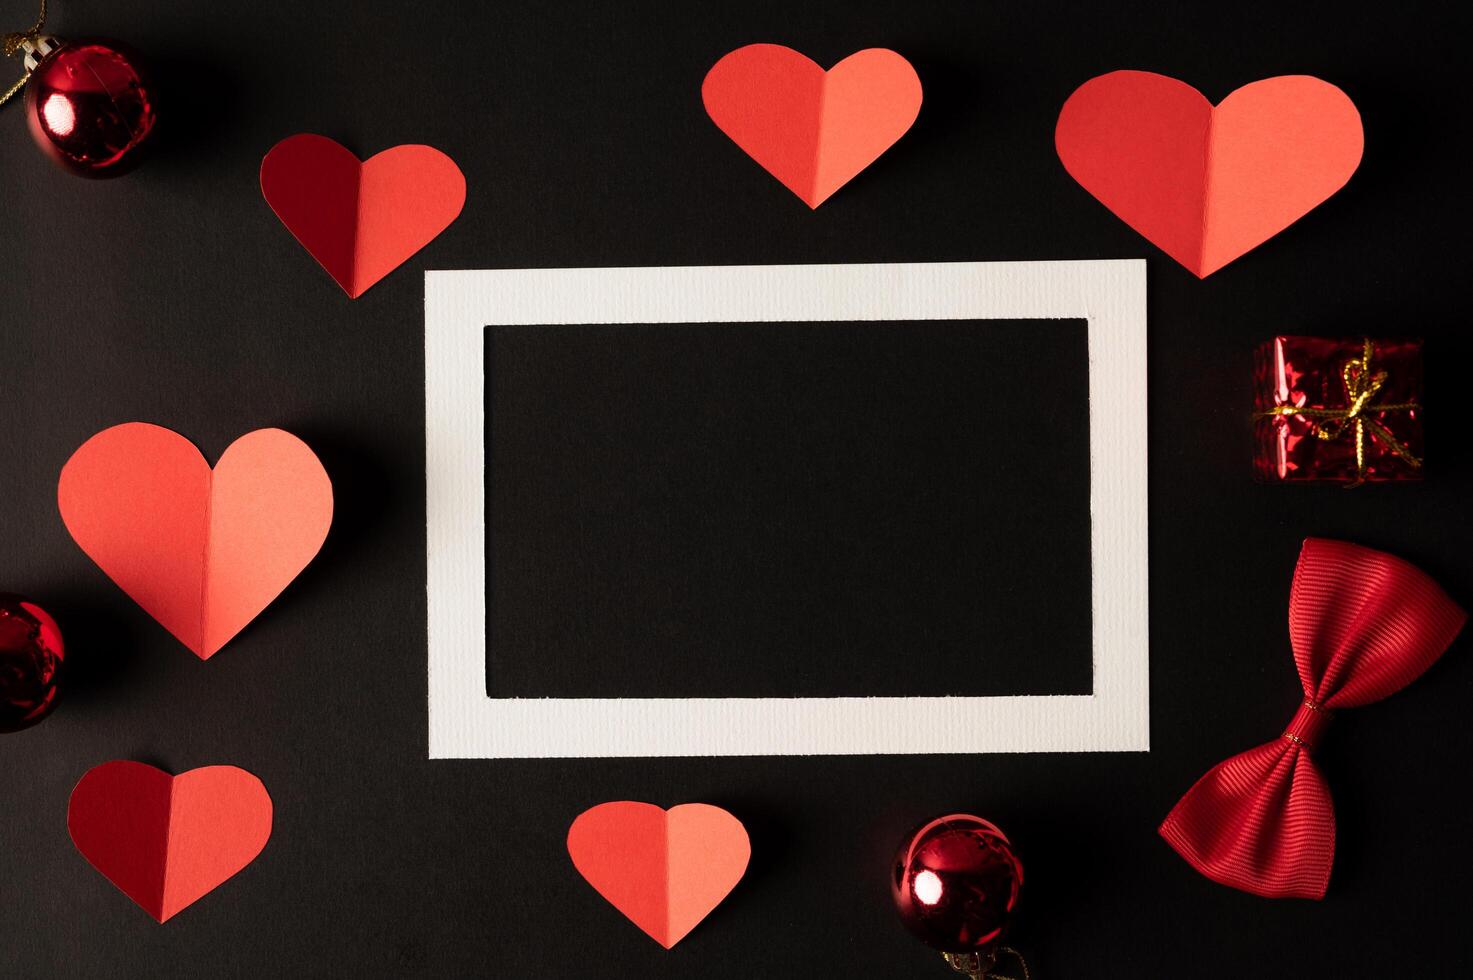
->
68, 761, 273, 923
567, 802, 750, 948
703, 44, 922, 208
260, 134, 466, 298
1055, 71, 1363, 277
58, 423, 333, 659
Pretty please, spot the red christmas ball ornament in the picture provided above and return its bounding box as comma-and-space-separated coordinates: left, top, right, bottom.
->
893, 814, 1026, 978
21, 35, 156, 176
1, 594, 65, 733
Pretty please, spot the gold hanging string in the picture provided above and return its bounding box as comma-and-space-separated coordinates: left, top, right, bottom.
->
2, 0, 48, 108
942, 947, 1031, 980
1257, 337, 1422, 485
2, 0, 46, 54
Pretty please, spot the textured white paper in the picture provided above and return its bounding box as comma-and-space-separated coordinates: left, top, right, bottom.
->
425, 260, 1148, 758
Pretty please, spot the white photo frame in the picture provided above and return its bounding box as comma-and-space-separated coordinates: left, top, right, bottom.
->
425, 260, 1148, 758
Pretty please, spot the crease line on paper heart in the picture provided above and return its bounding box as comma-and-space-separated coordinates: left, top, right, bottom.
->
657, 814, 673, 946
811, 74, 826, 207
1196, 107, 1215, 278
807, 70, 830, 208
662, 808, 686, 946
196, 461, 214, 658
347, 159, 367, 298
154, 775, 177, 922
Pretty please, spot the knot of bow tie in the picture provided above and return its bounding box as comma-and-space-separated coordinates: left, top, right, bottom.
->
1159, 538, 1466, 899
1281, 698, 1331, 750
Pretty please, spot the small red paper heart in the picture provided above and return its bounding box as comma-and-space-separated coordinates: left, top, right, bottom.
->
703, 44, 922, 208
68, 761, 273, 923
58, 423, 333, 659
567, 802, 750, 948
260, 134, 466, 298
1055, 71, 1363, 277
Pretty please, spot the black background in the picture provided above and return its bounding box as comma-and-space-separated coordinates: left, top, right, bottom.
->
3, 1, 1471, 977
486, 319, 1091, 698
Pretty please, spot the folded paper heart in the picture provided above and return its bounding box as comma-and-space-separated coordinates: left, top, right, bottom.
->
58, 423, 333, 659
703, 44, 922, 208
260, 133, 466, 298
567, 802, 750, 948
68, 761, 273, 923
1055, 71, 1363, 278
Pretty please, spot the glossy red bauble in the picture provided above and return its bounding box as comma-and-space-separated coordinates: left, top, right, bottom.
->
0, 594, 64, 733
23, 39, 156, 177
892, 814, 1023, 955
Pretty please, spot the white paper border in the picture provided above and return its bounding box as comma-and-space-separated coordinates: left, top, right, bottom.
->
426, 260, 1148, 757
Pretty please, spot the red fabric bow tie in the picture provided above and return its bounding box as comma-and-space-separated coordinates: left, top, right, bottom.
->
1159, 538, 1466, 899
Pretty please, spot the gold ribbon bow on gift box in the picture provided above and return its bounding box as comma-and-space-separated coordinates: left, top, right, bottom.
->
1260, 338, 1422, 485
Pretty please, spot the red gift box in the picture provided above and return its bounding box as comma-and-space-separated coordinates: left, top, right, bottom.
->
1254, 336, 1423, 484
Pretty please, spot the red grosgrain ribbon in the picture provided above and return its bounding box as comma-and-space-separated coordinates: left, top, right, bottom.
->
1159, 538, 1466, 899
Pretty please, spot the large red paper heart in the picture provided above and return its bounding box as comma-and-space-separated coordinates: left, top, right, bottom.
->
567, 802, 750, 948
703, 44, 922, 208
1055, 71, 1363, 277
68, 761, 273, 923
58, 423, 333, 659
260, 134, 466, 298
